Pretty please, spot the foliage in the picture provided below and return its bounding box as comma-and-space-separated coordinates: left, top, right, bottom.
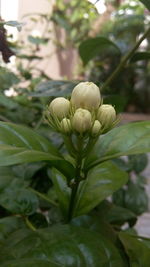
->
51, 0, 98, 45
0, 108, 149, 267
0, 1, 150, 266
113, 154, 149, 217
79, 0, 150, 113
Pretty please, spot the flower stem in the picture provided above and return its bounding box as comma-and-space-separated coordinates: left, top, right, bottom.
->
67, 136, 83, 222
63, 135, 77, 156
101, 26, 150, 91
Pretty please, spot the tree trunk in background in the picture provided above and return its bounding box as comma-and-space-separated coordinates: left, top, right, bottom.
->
53, 23, 77, 80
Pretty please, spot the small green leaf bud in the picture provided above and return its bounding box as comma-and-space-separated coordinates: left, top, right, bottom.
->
71, 81, 101, 110
97, 104, 116, 129
60, 118, 72, 134
72, 108, 92, 134
49, 97, 70, 119
91, 120, 102, 136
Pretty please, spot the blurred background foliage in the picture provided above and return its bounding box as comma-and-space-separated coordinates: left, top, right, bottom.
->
0, 0, 149, 235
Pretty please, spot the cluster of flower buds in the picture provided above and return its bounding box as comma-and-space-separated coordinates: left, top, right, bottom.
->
45, 81, 118, 137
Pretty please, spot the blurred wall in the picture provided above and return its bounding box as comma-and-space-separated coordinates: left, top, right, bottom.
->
17, 0, 79, 80
18, 0, 62, 79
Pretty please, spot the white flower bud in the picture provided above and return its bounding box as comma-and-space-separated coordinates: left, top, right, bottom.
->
97, 104, 116, 128
72, 108, 92, 134
91, 120, 102, 136
71, 82, 101, 110
60, 118, 72, 134
49, 97, 70, 119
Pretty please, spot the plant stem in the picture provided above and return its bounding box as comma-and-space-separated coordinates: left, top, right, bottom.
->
0, 115, 11, 122
67, 136, 83, 222
101, 26, 150, 91
29, 187, 58, 207
34, 117, 43, 130
63, 135, 77, 156
83, 136, 98, 157
25, 217, 36, 231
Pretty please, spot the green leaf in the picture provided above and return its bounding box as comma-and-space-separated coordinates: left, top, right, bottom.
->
0, 121, 59, 154
51, 169, 71, 217
52, 13, 71, 31
74, 161, 128, 217
106, 205, 137, 227
124, 182, 148, 216
79, 37, 121, 65
1, 259, 60, 267
139, 0, 150, 10
71, 214, 117, 243
0, 145, 58, 166
0, 175, 39, 215
28, 35, 49, 45
0, 216, 25, 241
0, 94, 18, 109
0, 67, 20, 90
17, 54, 43, 60
0, 225, 126, 267
130, 52, 150, 62
128, 154, 148, 173
3, 20, 25, 31
29, 80, 77, 97
0, 122, 75, 178
0, 121, 61, 165
85, 121, 150, 171
119, 232, 150, 267
12, 162, 45, 180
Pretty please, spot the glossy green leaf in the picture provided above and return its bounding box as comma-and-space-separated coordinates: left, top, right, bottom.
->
0, 121, 61, 164
71, 214, 116, 243
51, 169, 71, 216
0, 175, 39, 215
130, 52, 150, 62
139, 0, 150, 10
0, 121, 60, 155
0, 145, 55, 166
124, 182, 148, 216
0, 122, 75, 178
85, 121, 150, 171
0, 225, 126, 267
119, 232, 150, 267
79, 37, 121, 65
74, 161, 128, 217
